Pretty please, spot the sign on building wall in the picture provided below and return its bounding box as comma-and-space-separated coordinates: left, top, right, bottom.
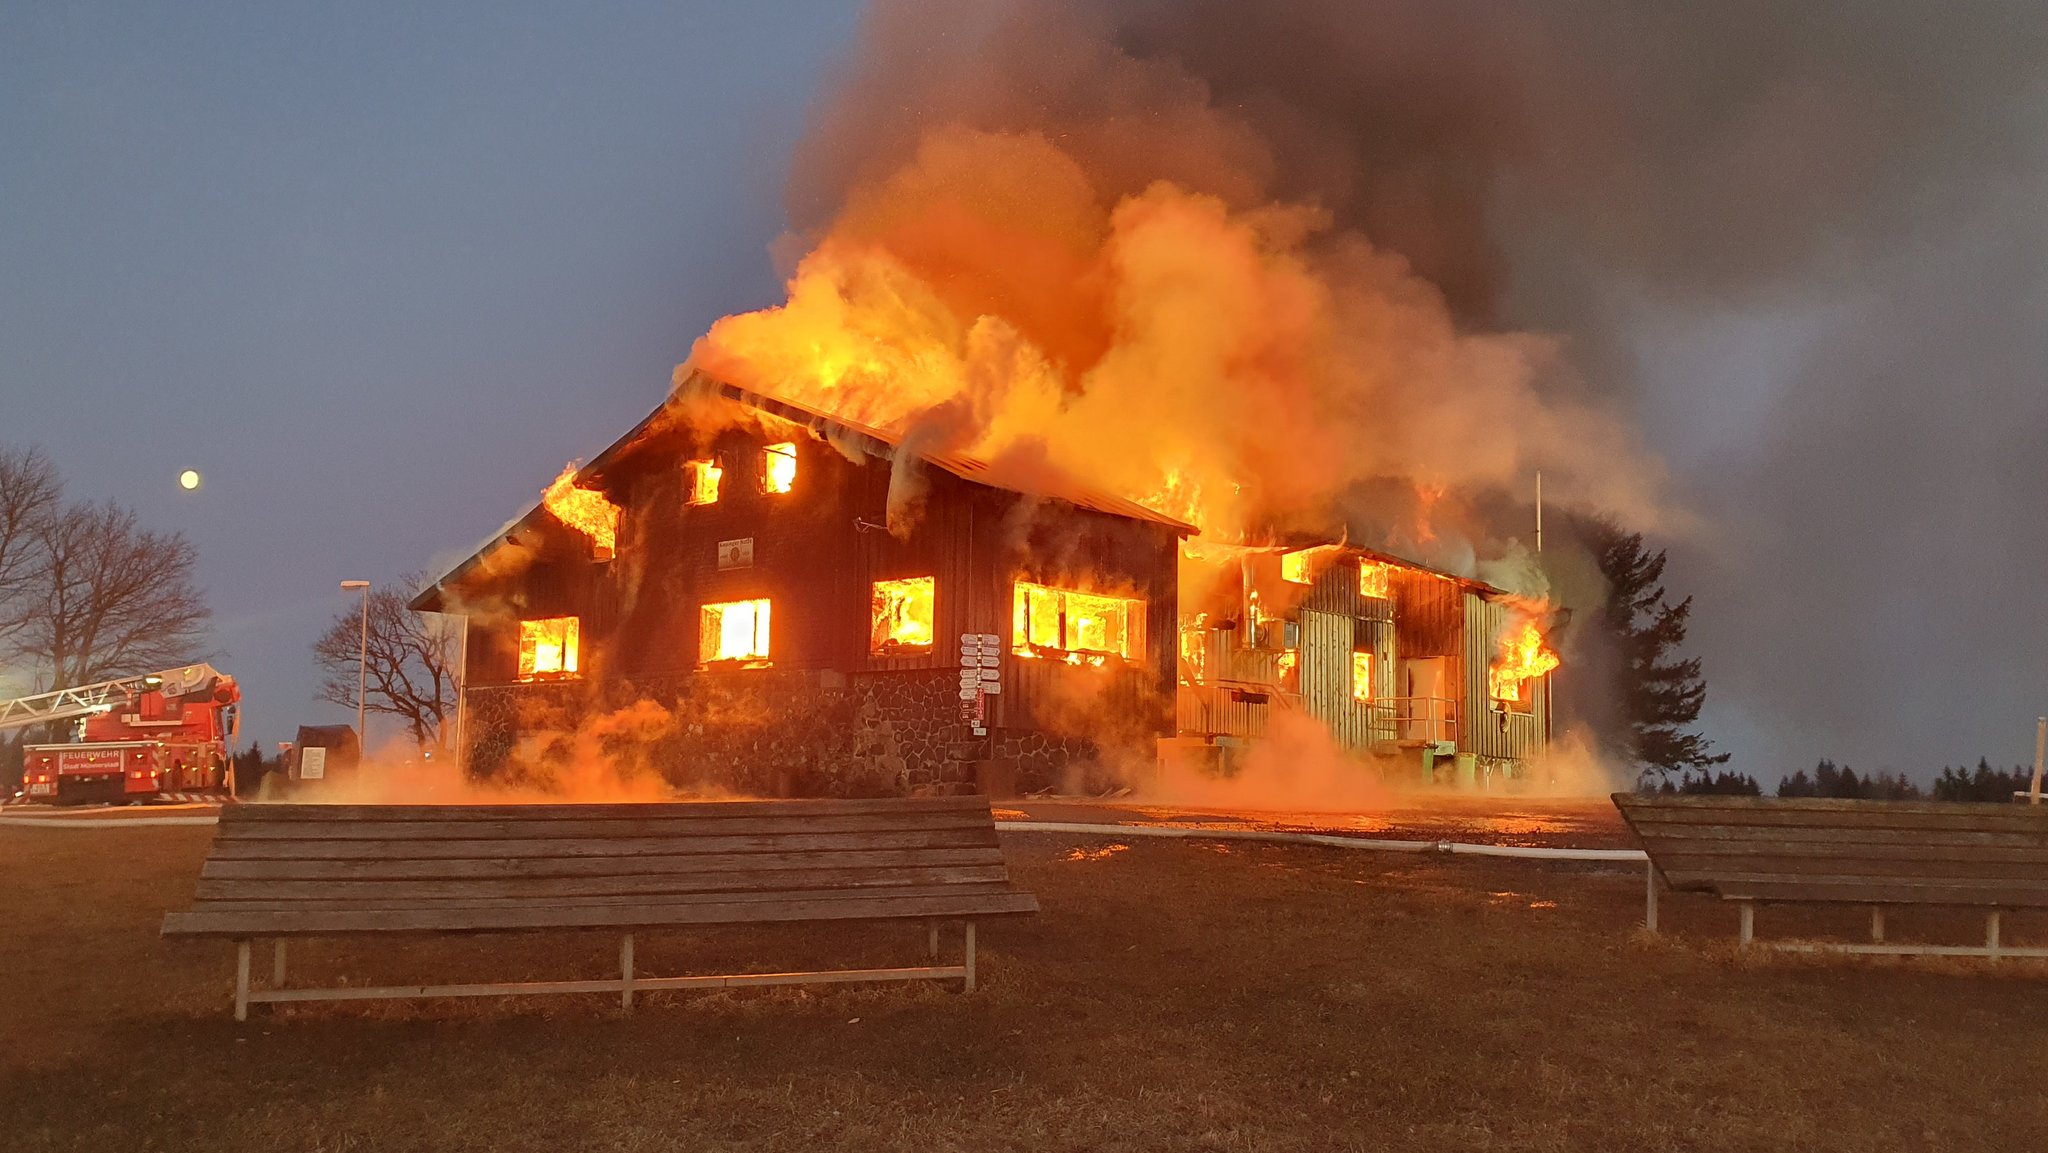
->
299, 746, 327, 781
958, 632, 1001, 737
716, 538, 754, 570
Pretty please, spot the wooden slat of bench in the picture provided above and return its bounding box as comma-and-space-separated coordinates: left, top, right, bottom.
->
163, 888, 1040, 937
195, 864, 1015, 902
1654, 854, 2048, 880
1627, 824, 2048, 850
206, 828, 998, 861
214, 811, 997, 842
1667, 871, 2048, 893
1615, 794, 2031, 817
201, 846, 1006, 882
1640, 841, 2048, 865
1715, 879, 2048, 907
1623, 809, 2048, 835
223, 797, 993, 823
185, 881, 1025, 914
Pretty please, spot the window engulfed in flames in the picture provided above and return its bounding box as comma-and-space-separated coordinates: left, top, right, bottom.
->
1359, 562, 1391, 599
1351, 651, 1374, 702
701, 599, 771, 665
762, 442, 797, 494
685, 459, 722, 506
542, 464, 620, 559
1280, 550, 1312, 585
517, 616, 580, 680
1489, 618, 1560, 705
870, 577, 935, 653
1012, 582, 1142, 665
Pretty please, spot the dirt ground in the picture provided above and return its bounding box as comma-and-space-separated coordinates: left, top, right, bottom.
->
5, 819, 2048, 1153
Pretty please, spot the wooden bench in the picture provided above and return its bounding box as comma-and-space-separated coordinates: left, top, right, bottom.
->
1614, 793, 2048, 957
162, 796, 1038, 1019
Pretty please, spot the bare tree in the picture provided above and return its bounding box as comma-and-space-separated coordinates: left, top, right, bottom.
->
313, 572, 460, 753
0, 447, 62, 649
20, 499, 211, 688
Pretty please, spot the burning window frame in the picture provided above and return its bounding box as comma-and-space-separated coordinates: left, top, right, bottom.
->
1012, 581, 1144, 665
869, 576, 936, 654
1358, 561, 1391, 599
684, 458, 723, 506
699, 598, 772, 666
542, 465, 621, 561
1351, 650, 1374, 702
761, 441, 797, 495
516, 616, 581, 681
1488, 618, 1559, 713
1280, 550, 1313, 585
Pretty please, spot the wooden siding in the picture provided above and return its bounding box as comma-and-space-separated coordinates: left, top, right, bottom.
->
452, 416, 1180, 740
1460, 592, 1549, 761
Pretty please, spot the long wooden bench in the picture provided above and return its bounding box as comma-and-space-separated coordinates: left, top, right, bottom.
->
1614, 793, 2048, 957
162, 796, 1038, 1019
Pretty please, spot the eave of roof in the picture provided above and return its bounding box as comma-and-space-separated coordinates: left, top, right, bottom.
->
411, 372, 1199, 612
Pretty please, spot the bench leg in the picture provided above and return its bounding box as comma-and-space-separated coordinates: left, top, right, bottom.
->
273, 940, 288, 987
1644, 859, 1659, 934
621, 933, 635, 1013
234, 941, 251, 1022
1987, 912, 2002, 961
1870, 908, 1885, 944
964, 921, 977, 993
1737, 901, 1754, 948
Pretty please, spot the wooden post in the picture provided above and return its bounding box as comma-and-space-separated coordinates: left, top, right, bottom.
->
234, 941, 251, 1022
1870, 908, 1885, 944
1986, 911, 2002, 961
928, 919, 939, 959
963, 921, 977, 993
1737, 902, 1754, 948
1643, 859, 1659, 934
620, 934, 635, 1012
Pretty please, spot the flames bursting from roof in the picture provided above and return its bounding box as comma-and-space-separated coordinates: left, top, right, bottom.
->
541, 463, 620, 557
688, 91, 1666, 547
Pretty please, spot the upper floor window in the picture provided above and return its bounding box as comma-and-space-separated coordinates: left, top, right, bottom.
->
871, 577, 936, 654
1012, 581, 1143, 664
762, 442, 797, 494
1359, 561, 1391, 599
685, 459, 723, 506
517, 616, 580, 680
701, 598, 771, 665
1352, 651, 1375, 702
1281, 550, 1313, 584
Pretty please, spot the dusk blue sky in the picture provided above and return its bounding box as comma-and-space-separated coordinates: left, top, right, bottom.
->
6, 2, 2046, 782
4, 2, 861, 749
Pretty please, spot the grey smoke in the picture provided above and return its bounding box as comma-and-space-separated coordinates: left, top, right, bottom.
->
792, 0, 2048, 776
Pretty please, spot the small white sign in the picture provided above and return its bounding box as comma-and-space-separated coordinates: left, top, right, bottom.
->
981, 681, 1002, 695
958, 688, 978, 701
716, 538, 755, 570
300, 746, 327, 781
979, 667, 1001, 682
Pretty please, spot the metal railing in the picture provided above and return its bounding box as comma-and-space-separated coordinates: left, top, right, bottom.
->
1364, 696, 1459, 745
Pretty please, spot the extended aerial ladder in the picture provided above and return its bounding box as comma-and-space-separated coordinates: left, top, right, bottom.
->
0, 665, 228, 733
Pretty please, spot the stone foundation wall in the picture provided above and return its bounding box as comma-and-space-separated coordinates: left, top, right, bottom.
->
461, 669, 1116, 798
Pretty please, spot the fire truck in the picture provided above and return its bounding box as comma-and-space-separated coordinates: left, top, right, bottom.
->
3, 664, 241, 804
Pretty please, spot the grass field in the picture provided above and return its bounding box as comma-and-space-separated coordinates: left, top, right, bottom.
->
6, 820, 2048, 1152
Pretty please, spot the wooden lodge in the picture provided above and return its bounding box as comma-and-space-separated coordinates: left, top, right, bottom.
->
412, 375, 1189, 797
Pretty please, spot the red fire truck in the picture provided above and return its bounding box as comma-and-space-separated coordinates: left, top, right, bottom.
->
4, 664, 241, 804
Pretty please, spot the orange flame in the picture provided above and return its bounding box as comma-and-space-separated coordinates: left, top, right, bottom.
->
542, 464, 620, 556
871, 577, 935, 651
1489, 617, 1560, 702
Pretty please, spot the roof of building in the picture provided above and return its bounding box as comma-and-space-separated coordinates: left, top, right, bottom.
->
411, 372, 1196, 612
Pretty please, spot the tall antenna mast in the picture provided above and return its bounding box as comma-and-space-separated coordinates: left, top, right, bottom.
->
1535, 471, 1543, 555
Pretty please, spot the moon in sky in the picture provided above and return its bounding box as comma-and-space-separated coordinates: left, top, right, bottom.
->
178, 469, 201, 490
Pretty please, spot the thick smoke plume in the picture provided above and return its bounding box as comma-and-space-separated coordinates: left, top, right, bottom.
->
689, 1, 1674, 552
703, 0, 2047, 778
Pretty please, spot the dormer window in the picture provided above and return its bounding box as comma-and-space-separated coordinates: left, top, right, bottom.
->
685, 459, 723, 506
762, 442, 797, 494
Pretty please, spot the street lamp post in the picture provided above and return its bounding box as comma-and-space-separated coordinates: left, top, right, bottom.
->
340, 581, 370, 747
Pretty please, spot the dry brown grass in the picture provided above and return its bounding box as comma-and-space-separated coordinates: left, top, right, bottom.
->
5, 821, 2048, 1152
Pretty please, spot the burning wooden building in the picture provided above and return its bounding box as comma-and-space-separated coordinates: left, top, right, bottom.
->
1169, 542, 1557, 786
412, 376, 1189, 797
